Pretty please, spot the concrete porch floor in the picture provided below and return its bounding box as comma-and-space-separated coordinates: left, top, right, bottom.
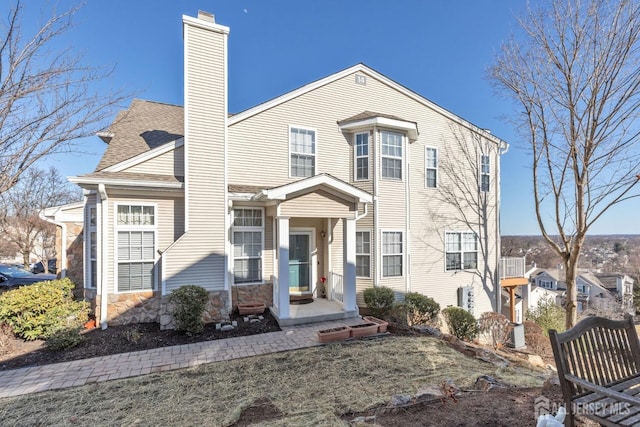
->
271, 298, 359, 326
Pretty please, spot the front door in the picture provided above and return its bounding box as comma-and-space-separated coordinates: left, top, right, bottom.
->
289, 232, 311, 294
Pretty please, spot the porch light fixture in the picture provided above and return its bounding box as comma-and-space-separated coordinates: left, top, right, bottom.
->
320, 230, 327, 239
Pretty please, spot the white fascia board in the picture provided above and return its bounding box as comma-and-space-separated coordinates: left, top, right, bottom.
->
265, 175, 372, 204
69, 176, 183, 190
339, 117, 419, 141
41, 201, 85, 222
182, 15, 230, 34
103, 138, 184, 172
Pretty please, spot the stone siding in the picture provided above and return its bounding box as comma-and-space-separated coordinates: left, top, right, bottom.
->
65, 222, 84, 288
231, 282, 273, 310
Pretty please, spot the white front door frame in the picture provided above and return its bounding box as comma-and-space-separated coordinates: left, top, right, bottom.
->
289, 227, 316, 295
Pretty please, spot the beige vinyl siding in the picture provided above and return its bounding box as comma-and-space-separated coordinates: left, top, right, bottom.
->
279, 190, 355, 218
355, 202, 374, 306
126, 146, 185, 177
263, 217, 274, 280
329, 218, 343, 277
164, 20, 227, 292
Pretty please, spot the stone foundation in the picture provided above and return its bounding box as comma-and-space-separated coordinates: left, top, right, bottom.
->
231, 282, 273, 312
87, 289, 231, 330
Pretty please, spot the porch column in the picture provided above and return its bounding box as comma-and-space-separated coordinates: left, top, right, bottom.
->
343, 218, 357, 311
277, 216, 291, 320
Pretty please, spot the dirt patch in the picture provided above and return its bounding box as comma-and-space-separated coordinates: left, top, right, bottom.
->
0, 311, 281, 371
231, 398, 283, 426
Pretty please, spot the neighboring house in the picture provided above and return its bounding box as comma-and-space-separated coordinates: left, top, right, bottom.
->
63, 11, 508, 329
595, 273, 634, 313
529, 267, 616, 313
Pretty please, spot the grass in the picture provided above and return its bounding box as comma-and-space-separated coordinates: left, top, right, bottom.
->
0, 336, 546, 426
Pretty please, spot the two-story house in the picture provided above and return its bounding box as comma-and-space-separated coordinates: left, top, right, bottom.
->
65, 11, 508, 329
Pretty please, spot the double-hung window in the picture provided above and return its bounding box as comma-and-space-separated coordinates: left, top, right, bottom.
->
381, 131, 402, 180
116, 205, 156, 292
290, 127, 316, 177
445, 232, 478, 271
232, 208, 263, 284
356, 231, 371, 277
480, 154, 490, 192
538, 279, 553, 289
382, 231, 403, 277
87, 206, 97, 288
355, 132, 369, 181
425, 146, 438, 188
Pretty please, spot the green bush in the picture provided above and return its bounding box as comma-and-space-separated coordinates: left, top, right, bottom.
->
526, 296, 565, 336
45, 327, 85, 350
0, 278, 89, 340
442, 307, 479, 341
363, 286, 395, 318
392, 293, 441, 326
169, 285, 209, 335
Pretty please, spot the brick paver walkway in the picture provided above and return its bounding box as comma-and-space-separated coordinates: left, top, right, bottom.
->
0, 318, 364, 399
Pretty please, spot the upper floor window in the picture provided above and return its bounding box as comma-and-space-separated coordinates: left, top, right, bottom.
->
290, 126, 316, 177
116, 204, 156, 292
381, 130, 402, 180
382, 231, 403, 277
445, 232, 478, 271
577, 284, 588, 294
356, 231, 371, 277
355, 132, 369, 181
480, 154, 490, 192
538, 279, 553, 289
232, 208, 263, 284
425, 146, 438, 188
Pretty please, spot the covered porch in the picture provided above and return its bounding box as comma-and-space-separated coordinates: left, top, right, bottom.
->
246, 174, 372, 326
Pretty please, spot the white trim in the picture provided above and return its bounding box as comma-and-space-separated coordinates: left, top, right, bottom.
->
444, 230, 479, 272
68, 176, 183, 189
425, 146, 438, 189
113, 202, 158, 294
98, 184, 108, 329
288, 125, 317, 179
380, 230, 404, 278
380, 130, 404, 182
354, 132, 370, 181
480, 154, 490, 192
228, 63, 505, 148
102, 138, 184, 172
183, 18, 191, 233
260, 174, 372, 204
341, 116, 418, 141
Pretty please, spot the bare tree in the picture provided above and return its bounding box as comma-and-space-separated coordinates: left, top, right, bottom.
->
490, 0, 640, 327
0, 166, 81, 269
0, 1, 126, 194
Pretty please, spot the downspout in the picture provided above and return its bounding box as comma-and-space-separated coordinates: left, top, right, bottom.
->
405, 143, 410, 293
496, 141, 509, 313
373, 126, 380, 287
98, 184, 109, 330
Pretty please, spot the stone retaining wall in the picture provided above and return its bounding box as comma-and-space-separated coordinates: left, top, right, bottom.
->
231, 282, 273, 310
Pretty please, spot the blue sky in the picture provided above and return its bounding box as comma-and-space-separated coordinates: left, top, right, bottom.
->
10, 0, 640, 235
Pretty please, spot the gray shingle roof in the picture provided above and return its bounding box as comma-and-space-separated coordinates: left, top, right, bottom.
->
96, 99, 184, 171
76, 171, 184, 184
337, 110, 415, 126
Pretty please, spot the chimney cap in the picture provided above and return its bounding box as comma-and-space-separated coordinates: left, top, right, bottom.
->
198, 10, 215, 23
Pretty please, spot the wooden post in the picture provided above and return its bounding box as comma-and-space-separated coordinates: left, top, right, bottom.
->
508, 286, 516, 322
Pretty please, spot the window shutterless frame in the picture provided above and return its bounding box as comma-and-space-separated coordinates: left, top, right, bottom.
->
231, 207, 264, 285
289, 125, 317, 178
354, 132, 369, 181
425, 146, 438, 188
381, 230, 403, 277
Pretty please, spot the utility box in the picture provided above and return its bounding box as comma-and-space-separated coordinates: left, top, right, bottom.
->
510, 323, 525, 349
458, 286, 475, 315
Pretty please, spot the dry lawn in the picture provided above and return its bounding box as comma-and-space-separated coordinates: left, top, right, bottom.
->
0, 336, 546, 426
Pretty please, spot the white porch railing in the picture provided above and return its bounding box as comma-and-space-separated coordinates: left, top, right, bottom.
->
271, 275, 279, 310
500, 257, 526, 279
330, 271, 344, 305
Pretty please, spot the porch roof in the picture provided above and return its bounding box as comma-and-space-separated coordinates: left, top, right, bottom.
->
337, 110, 419, 141
251, 173, 373, 204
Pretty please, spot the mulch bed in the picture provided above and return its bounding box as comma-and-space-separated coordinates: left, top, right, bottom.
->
0, 311, 281, 371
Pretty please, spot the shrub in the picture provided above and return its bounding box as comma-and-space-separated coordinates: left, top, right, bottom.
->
169, 285, 209, 335
442, 307, 479, 341
392, 293, 441, 327
0, 278, 89, 340
526, 296, 565, 336
363, 286, 395, 318
478, 312, 513, 349
523, 320, 552, 360
45, 327, 85, 350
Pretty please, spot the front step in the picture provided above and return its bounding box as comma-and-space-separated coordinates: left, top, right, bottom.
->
270, 307, 360, 326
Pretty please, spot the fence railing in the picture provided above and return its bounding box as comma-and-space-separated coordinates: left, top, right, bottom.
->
500, 257, 526, 279
330, 271, 344, 305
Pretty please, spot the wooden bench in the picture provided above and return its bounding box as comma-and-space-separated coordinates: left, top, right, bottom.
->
549, 315, 640, 426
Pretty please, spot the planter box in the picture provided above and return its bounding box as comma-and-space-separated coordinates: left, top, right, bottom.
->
363, 316, 388, 333
350, 322, 379, 338
317, 326, 351, 343
238, 303, 266, 315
